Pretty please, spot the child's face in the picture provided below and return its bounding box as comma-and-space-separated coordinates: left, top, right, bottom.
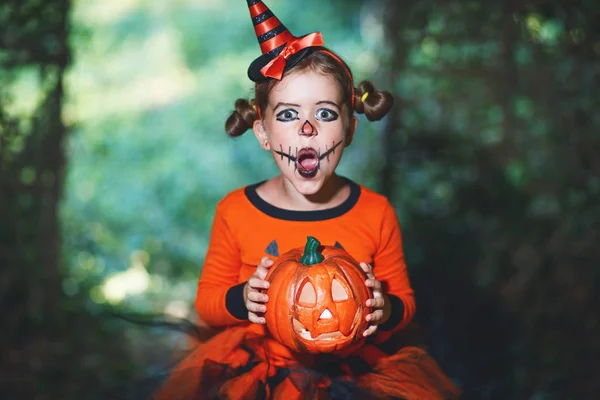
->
253, 70, 357, 195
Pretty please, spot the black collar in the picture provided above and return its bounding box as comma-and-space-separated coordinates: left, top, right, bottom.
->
244, 178, 361, 221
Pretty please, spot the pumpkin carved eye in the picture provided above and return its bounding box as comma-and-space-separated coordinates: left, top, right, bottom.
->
332, 277, 349, 301
297, 279, 316, 305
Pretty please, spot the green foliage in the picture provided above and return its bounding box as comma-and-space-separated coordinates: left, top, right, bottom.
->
378, 1, 599, 398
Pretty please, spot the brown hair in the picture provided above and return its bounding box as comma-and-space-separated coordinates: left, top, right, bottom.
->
225, 49, 394, 137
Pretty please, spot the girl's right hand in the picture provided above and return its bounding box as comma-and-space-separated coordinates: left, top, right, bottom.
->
243, 256, 274, 324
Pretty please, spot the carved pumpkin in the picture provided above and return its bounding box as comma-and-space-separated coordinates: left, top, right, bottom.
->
264, 236, 371, 354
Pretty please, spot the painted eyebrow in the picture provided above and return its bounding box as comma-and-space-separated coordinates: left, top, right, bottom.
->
273, 102, 301, 111
316, 100, 341, 110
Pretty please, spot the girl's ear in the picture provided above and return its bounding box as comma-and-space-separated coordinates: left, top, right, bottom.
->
253, 119, 270, 150
344, 115, 358, 147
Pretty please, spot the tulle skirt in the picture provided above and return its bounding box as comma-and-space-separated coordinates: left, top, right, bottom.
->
148, 323, 460, 400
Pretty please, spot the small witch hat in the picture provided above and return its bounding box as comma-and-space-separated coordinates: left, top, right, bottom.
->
246, 0, 325, 82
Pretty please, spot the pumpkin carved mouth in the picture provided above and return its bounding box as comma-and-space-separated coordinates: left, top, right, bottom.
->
291, 307, 361, 342
292, 318, 344, 341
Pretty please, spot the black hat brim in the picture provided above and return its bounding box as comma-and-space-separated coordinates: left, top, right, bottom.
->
247, 46, 319, 83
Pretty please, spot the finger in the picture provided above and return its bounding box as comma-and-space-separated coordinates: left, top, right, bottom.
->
259, 257, 274, 269
360, 263, 377, 284
260, 256, 274, 267
248, 277, 270, 290
246, 301, 267, 313
366, 297, 385, 309
363, 324, 378, 337
255, 266, 269, 280
248, 313, 266, 324
359, 262, 373, 276
255, 257, 274, 279
366, 309, 384, 323
365, 278, 382, 291
255, 266, 268, 279
247, 291, 269, 303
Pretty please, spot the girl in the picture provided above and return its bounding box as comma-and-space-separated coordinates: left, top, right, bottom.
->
151, 1, 460, 399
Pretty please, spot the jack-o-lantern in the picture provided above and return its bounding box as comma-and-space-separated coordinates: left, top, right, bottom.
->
264, 236, 372, 354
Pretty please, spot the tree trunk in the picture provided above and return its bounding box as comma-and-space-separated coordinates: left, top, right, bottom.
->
0, 0, 70, 396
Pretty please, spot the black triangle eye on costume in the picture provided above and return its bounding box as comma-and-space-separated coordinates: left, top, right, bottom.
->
265, 240, 280, 257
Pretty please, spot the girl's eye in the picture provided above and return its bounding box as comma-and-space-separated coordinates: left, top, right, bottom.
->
276, 109, 299, 122
316, 108, 339, 122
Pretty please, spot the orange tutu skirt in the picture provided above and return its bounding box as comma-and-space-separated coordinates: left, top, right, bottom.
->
149, 324, 460, 400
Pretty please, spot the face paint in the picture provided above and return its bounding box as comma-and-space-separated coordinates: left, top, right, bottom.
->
301, 120, 315, 136
273, 140, 343, 178
261, 71, 351, 191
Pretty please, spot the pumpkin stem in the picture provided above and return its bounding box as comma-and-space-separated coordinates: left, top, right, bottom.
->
299, 236, 325, 265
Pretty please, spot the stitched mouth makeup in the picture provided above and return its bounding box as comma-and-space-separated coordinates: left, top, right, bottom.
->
273, 140, 343, 178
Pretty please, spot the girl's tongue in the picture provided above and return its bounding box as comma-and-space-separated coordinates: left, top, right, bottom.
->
297, 148, 319, 172
299, 157, 318, 170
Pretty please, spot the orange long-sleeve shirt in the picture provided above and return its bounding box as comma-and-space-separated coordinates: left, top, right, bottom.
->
195, 178, 415, 340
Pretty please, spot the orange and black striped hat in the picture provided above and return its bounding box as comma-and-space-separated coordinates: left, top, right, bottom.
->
246, 0, 326, 82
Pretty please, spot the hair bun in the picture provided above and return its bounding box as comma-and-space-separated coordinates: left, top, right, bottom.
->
354, 81, 394, 121
225, 99, 259, 137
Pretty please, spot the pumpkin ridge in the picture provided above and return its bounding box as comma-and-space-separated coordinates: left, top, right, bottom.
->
266, 261, 295, 345
325, 256, 371, 337
343, 258, 371, 302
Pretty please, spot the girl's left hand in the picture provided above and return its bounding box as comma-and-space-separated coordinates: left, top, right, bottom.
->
360, 262, 391, 337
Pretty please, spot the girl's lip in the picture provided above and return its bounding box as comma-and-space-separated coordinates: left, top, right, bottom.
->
298, 166, 319, 178
297, 147, 319, 177
297, 147, 318, 158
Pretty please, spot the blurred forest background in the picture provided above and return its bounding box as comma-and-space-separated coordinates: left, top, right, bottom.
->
1, 0, 598, 399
